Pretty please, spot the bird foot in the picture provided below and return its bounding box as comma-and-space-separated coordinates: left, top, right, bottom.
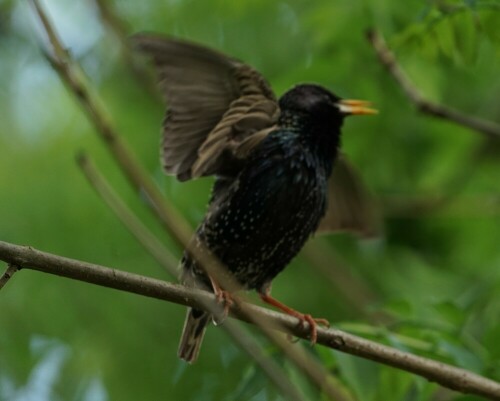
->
210, 278, 235, 325
211, 295, 233, 325
259, 291, 329, 344
293, 313, 330, 344
216, 289, 234, 319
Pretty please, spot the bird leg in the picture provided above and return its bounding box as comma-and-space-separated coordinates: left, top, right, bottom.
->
258, 289, 329, 344
209, 276, 234, 324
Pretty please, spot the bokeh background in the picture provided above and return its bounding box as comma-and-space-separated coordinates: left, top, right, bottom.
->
1, 0, 499, 400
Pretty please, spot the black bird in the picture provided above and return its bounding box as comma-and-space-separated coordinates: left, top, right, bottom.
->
133, 34, 378, 363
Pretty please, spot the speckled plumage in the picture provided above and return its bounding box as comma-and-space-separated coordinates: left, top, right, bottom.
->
184, 99, 342, 292
133, 34, 378, 363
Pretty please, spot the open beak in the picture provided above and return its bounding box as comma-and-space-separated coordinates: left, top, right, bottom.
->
338, 99, 378, 115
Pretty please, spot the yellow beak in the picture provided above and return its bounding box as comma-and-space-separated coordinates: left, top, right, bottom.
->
338, 99, 378, 115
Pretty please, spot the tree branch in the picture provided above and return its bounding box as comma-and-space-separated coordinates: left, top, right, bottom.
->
1, 240, 499, 400
366, 29, 500, 140
29, 0, 193, 250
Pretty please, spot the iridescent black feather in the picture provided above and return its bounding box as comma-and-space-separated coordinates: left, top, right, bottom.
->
132, 34, 378, 363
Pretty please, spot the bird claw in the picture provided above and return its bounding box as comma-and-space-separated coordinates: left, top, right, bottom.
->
212, 290, 234, 325
313, 317, 330, 328
295, 314, 329, 345
283, 314, 329, 344
209, 276, 235, 325
258, 291, 329, 344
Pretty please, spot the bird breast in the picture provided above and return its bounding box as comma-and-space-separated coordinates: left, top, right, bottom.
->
200, 133, 330, 289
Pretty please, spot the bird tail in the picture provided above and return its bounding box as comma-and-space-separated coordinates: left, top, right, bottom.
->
177, 307, 210, 363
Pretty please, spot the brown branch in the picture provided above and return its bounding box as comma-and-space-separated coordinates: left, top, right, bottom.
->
368, 29, 500, 215
1, 240, 500, 400
0, 264, 19, 290
76, 152, 309, 401
366, 29, 500, 140
29, 0, 193, 251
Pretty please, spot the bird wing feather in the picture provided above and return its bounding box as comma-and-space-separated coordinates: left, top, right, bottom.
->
317, 154, 380, 237
132, 34, 279, 181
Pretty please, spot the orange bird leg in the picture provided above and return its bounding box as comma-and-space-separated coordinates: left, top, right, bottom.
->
209, 276, 234, 323
259, 290, 329, 344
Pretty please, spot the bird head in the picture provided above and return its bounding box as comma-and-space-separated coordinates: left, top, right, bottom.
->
279, 84, 377, 126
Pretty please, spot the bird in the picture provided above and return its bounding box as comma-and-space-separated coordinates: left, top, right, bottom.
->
132, 33, 378, 363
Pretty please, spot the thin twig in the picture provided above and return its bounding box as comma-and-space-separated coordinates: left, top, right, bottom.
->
366, 29, 500, 140
76, 152, 309, 401
0, 264, 19, 290
29, 0, 193, 250
1, 240, 500, 400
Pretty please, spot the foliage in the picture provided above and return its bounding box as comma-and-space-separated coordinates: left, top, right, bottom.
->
0, 0, 499, 400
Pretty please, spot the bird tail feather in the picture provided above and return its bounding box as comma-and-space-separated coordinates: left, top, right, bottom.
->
177, 308, 210, 363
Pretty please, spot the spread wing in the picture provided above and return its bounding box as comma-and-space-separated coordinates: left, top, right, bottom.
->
317, 154, 380, 237
132, 34, 279, 181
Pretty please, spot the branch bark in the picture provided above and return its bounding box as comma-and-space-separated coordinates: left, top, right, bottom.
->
1, 240, 499, 400
366, 29, 500, 140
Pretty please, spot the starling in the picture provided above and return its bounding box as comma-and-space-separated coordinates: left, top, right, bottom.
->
133, 34, 378, 363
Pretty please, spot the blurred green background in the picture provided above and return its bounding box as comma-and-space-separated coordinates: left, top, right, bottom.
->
1, 0, 499, 400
